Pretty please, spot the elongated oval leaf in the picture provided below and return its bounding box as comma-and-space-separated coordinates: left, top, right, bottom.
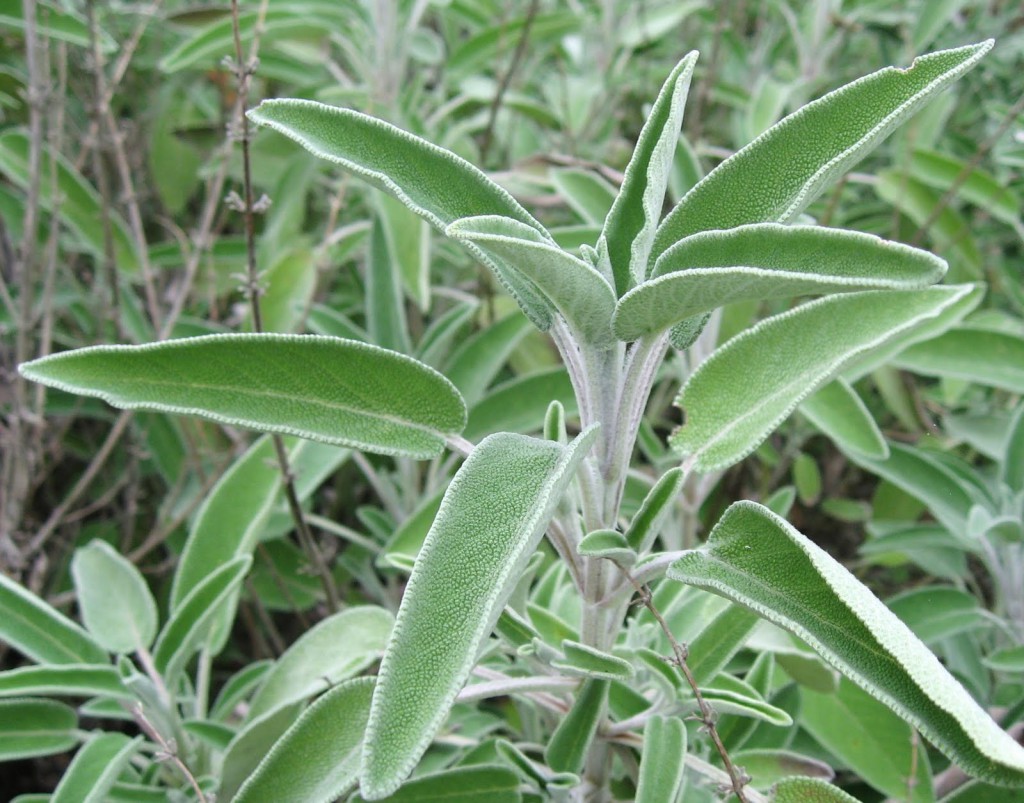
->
668, 501, 1024, 786
636, 715, 687, 803
801, 678, 934, 801
248, 606, 392, 720
152, 556, 251, 683
0, 572, 107, 665
799, 379, 888, 460
248, 99, 554, 329
601, 52, 698, 295
444, 313, 532, 408
652, 42, 992, 260
0, 699, 79, 760
160, 4, 350, 73
71, 541, 158, 654
0, 664, 128, 700
893, 327, 1024, 392
0, 131, 138, 272
671, 286, 973, 471
544, 678, 610, 774
19, 334, 467, 459
772, 778, 861, 803
447, 216, 617, 347
626, 467, 684, 557
235, 677, 374, 803
171, 435, 281, 611
614, 224, 946, 340
52, 733, 140, 803
360, 427, 598, 799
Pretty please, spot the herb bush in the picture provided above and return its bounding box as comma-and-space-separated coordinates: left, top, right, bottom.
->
2, 3, 1024, 802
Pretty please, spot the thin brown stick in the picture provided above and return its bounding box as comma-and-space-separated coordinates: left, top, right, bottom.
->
911, 91, 1024, 246
129, 703, 208, 803
228, 0, 341, 613
478, 0, 540, 162
617, 565, 750, 802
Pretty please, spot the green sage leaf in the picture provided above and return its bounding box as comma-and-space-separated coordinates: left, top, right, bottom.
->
893, 327, 1024, 393
71, 541, 158, 654
0, 571, 107, 665
447, 216, 617, 347
771, 777, 861, 803
354, 765, 522, 803
248, 606, 392, 720
360, 427, 598, 799
544, 678, 609, 775
0, 664, 127, 700
19, 334, 467, 459
152, 556, 251, 684
799, 379, 888, 460
635, 715, 687, 803
668, 501, 1024, 786
614, 224, 945, 340
235, 677, 374, 803
671, 286, 974, 471
601, 52, 698, 295
52, 733, 140, 803
248, 99, 554, 329
0, 699, 78, 760
653, 42, 992, 258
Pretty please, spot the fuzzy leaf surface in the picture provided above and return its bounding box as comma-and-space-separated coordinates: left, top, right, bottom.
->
71, 541, 158, 654
248, 99, 554, 328
668, 501, 1024, 786
0, 665, 128, 699
635, 715, 687, 803
51, 733, 140, 803
600, 52, 698, 294
19, 334, 467, 459
0, 571, 107, 665
248, 607, 392, 720
448, 216, 617, 346
360, 427, 598, 799
235, 677, 374, 803
799, 379, 888, 459
0, 699, 78, 761
671, 286, 973, 471
614, 224, 945, 340
652, 42, 992, 259
893, 328, 1024, 392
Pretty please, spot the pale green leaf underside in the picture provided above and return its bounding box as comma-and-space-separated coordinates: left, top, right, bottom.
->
601, 51, 698, 295
892, 327, 1024, 393
71, 540, 158, 654
170, 435, 281, 612
447, 216, 617, 347
248, 606, 393, 720
152, 557, 251, 683
51, 733, 139, 803
248, 99, 555, 329
671, 286, 973, 471
799, 379, 889, 460
668, 501, 1024, 786
614, 224, 946, 340
0, 664, 128, 699
635, 715, 687, 803
652, 42, 992, 260
234, 677, 374, 803
19, 334, 467, 459
0, 570, 108, 666
360, 427, 599, 799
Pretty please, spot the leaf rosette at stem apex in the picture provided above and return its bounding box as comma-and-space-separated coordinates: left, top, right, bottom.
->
18, 334, 467, 459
